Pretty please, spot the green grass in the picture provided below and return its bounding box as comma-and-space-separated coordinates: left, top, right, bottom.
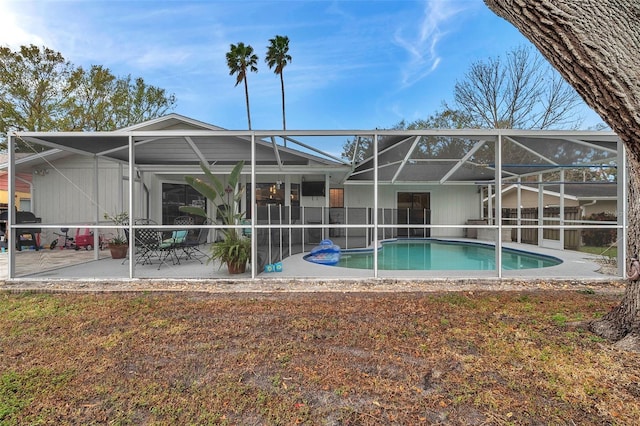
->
579, 245, 618, 259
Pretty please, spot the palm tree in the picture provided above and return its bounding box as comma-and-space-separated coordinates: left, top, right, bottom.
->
226, 42, 258, 130
265, 35, 292, 133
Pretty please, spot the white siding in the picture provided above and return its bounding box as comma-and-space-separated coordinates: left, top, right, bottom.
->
345, 184, 481, 237
31, 156, 129, 245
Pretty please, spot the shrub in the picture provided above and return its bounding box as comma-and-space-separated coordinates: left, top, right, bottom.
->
581, 212, 616, 247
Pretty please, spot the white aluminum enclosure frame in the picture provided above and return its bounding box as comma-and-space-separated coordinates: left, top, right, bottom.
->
4, 127, 625, 280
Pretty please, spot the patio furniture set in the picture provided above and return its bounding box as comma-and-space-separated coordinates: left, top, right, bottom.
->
127, 216, 211, 269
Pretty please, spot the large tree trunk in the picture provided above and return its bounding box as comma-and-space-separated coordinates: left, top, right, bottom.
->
484, 0, 640, 351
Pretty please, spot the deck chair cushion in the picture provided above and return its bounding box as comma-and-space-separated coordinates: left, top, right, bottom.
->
159, 230, 188, 248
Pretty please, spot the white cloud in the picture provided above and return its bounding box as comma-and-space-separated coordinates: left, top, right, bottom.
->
0, 2, 46, 47
394, 0, 467, 88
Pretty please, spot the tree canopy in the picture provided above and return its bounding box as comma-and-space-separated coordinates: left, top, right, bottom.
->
266, 35, 292, 132
341, 45, 587, 161
226, 42, 259, 130
451, 45, 584, 129
0, 44, 176, 151
484, 0, 640, 351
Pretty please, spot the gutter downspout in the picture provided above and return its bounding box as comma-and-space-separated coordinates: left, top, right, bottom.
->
580, 200, 597, 218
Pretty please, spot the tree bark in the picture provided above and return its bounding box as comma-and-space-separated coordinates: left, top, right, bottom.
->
484, 0, 640, 351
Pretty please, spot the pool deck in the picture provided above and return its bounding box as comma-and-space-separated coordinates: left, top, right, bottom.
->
0, 239, 619, 284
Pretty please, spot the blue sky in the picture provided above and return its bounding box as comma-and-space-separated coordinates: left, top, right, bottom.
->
1, 0, 602, 155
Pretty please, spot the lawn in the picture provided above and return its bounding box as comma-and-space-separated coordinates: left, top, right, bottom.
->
580, 245, 618, 259
1, 289, 639, 425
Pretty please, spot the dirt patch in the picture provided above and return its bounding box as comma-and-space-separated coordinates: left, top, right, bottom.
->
0, 276, 628, 295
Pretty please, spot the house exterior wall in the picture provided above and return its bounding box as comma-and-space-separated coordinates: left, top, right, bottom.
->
31, 155, 130, 246
582, 200, 618, 218
345, 184, 481, 238
1, 190, 31, 210
30, 155, 501, 248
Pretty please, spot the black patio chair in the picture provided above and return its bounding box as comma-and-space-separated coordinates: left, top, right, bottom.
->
180, 218, 212, 263
134, 227, 162, 266
156, 228, 189, 269
173, 216, 195, 226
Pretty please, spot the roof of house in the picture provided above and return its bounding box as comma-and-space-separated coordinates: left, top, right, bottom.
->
492, 182, 617, 201
3, 114, 621, 185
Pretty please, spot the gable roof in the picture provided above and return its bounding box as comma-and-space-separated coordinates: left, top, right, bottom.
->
116, 113, 225, 132
4, 115, 350, 177
492, 182, 617, 201
4, 117, 621, 186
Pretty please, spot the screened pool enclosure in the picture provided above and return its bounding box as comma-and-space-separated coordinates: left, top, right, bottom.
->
2, 115, 625, 280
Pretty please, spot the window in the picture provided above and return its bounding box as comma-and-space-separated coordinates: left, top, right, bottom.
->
329, 188, 344, 208
162, 183, 206, 225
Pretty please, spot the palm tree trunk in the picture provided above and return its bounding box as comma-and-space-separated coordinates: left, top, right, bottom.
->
280, 73, 286, 131
243, 77, 252, 130
280, 73, 286, 146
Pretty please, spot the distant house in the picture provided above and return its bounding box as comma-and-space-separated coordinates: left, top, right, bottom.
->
0, 154, 34, 211
492, 183, 618, 218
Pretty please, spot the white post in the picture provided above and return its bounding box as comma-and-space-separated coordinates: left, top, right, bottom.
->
618, 139, 627, 277
560, 169, 565, 249
128, 135, 135, 278
495, 133, 502, 278
94, 156, 100, 260
373, 133, 379, 278
487, 184, 493, 224
251, 132, 256, 279
517, 177, 522, 243
538, 173, 544, 246
7, 134, 15, 278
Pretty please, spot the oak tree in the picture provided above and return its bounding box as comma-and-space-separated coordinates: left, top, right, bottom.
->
485, 0, 640, 351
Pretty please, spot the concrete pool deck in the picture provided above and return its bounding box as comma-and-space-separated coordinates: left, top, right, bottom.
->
0, 239, 620, 286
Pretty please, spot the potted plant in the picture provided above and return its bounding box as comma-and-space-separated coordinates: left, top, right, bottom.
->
103, 211, 129, 259
180, 161, 251, 273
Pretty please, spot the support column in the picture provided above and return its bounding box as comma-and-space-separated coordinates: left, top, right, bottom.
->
487, 184, 493, 224
560, 169, 565, 249
128, 135, 135, 279
251, 132, 257, 279
373, 133, 379, 279
495, 133, 502, 278
94, 156, 100, 260
618, 139, 627, 277
7, 134, 16, 278
538, 173, 544, 247
517, 177, 522, 243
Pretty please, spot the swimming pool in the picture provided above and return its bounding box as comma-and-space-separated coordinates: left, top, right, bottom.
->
330, 239, 562, 270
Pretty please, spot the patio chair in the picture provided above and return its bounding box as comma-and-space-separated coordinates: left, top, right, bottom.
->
119, 218, 158, 264
168, 215, 196, 264
173, 216, 195, 226
157, 229, 188, 269
134, 227, 162, 266
180, 218, 212, 263
241, 218, 252, 237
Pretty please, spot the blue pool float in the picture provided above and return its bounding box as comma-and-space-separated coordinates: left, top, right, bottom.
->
306, 239, 341, 265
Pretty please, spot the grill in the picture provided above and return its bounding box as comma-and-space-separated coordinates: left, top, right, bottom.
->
0, 211, 42, 251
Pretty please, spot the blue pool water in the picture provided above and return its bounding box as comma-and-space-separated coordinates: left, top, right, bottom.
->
333, 239, 562, 270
